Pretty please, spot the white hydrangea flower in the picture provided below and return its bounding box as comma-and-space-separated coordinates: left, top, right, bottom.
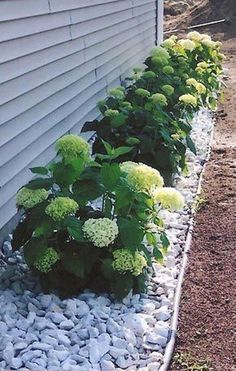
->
83, 218, 119, 248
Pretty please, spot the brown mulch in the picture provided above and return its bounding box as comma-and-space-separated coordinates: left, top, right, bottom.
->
169, 34, 236, 371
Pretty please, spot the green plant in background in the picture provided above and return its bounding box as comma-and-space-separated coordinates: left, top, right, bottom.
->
173, 352, 213, 371
12, 135, 184, 299
82, 32, 223, 184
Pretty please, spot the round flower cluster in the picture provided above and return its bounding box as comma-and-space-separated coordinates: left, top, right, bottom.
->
34, 248, 60, 273
186, 78, 206, 94
55, 134, 89, 163
104, 109, 120, 118
151, 46, 170, 67
187, 31, 202, 42
120, 101, 133, 110
82, 218, 119, 248
142, 71, 156, 79
108, 87, 125, 100
152, 187, 184, 210
162, 65, 174, 75
16, 187, 48, 209
179, 39, 196, 51
179, 94, 197, 107
151, 46, 170, 60
121, 162, 164, 193
135, 88, 150, 98
150, 93, 168, 107
45, 197, 78, 221
162, 37, 176, 48
112, 249, 147, 276
161, 85, 174, 96
201, 38, 216, 49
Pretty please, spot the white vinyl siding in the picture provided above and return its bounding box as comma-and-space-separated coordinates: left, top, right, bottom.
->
0, 0, 162, 239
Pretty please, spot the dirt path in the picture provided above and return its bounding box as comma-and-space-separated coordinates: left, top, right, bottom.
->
169, 36, 236, 371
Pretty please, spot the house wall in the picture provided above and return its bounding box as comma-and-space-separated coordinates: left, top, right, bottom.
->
0, 0, 163, 242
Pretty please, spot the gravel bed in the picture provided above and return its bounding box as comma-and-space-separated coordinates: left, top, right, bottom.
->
0, 109, 214, 371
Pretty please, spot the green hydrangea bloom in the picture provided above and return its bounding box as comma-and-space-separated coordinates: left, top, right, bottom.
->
161, 85, 174, 96
150, 93, 168, 107
152, 187, 184, 210
187, 78, 206, 93
104, 109, 120, 118
187, 31, 202, 42
197, 61, 209, 69
142, 71, 156, 79
97, 99, 107, 110
151, 56, 169, 67
82, 218, 119, 248
162, 37, 176, 48
201, 38, 216, 49
34, 248, 59, 273
120, 101, 133, 110
45, 197, 78, 221
112, 249, 147, 276
162, 66, 174, 75
16, 187, 48, 209
135, 88, 151, 98
55, 134, 89, 163
179, 94, 197, 107
151, 46, 170, 60
108, 88, 125, 100
179, 39, 196, 51
121, 162, 164, 193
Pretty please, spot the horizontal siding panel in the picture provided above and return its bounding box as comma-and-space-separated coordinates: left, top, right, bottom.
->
0, 38, 85, 85
49, 0, 118, 12
70, 1, 133, 24
71, 9, 133, 39
0, 27, 71, 64
0, 0, 49, 22
0, 12, 71, 43
0, 0, 158, 233
0, 15, 154, 107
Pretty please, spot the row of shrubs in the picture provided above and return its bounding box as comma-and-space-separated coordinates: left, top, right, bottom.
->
12, 32, 223, 299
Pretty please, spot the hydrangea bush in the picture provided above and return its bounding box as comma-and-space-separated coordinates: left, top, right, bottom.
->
12, 135, 184, 299
82, 32, 223, 184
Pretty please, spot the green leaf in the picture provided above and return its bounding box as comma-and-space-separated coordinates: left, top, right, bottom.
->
34, 216, 56, 238
153, 246, 164, 263
64, 216, 84, 242
62, 251, 85, 278
30, 167, 49, 175
104, 198, 113, 218
25, 178, 53, 190
101, 163, 121, 191
178, 120, 192, 133
81, 120, 98, 132
146, 232, 157, 247
101, 258, 114, 280
111, 272, 133, 299
12, 218, 33, 251
52, 159, 84, 188
186, 135, 197, 155
115, 186, 134, 212
160, 232, 169, 251
118, 218, 144, 250
111, 113, 126, 128
112, 146, 134, 159
101, 139, 113, 154
23, 237, 47, 266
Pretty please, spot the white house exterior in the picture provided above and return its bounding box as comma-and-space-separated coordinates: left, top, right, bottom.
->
0, 0, 164, 242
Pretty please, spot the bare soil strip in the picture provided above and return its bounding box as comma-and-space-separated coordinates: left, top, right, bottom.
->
169, 35, 236, 371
